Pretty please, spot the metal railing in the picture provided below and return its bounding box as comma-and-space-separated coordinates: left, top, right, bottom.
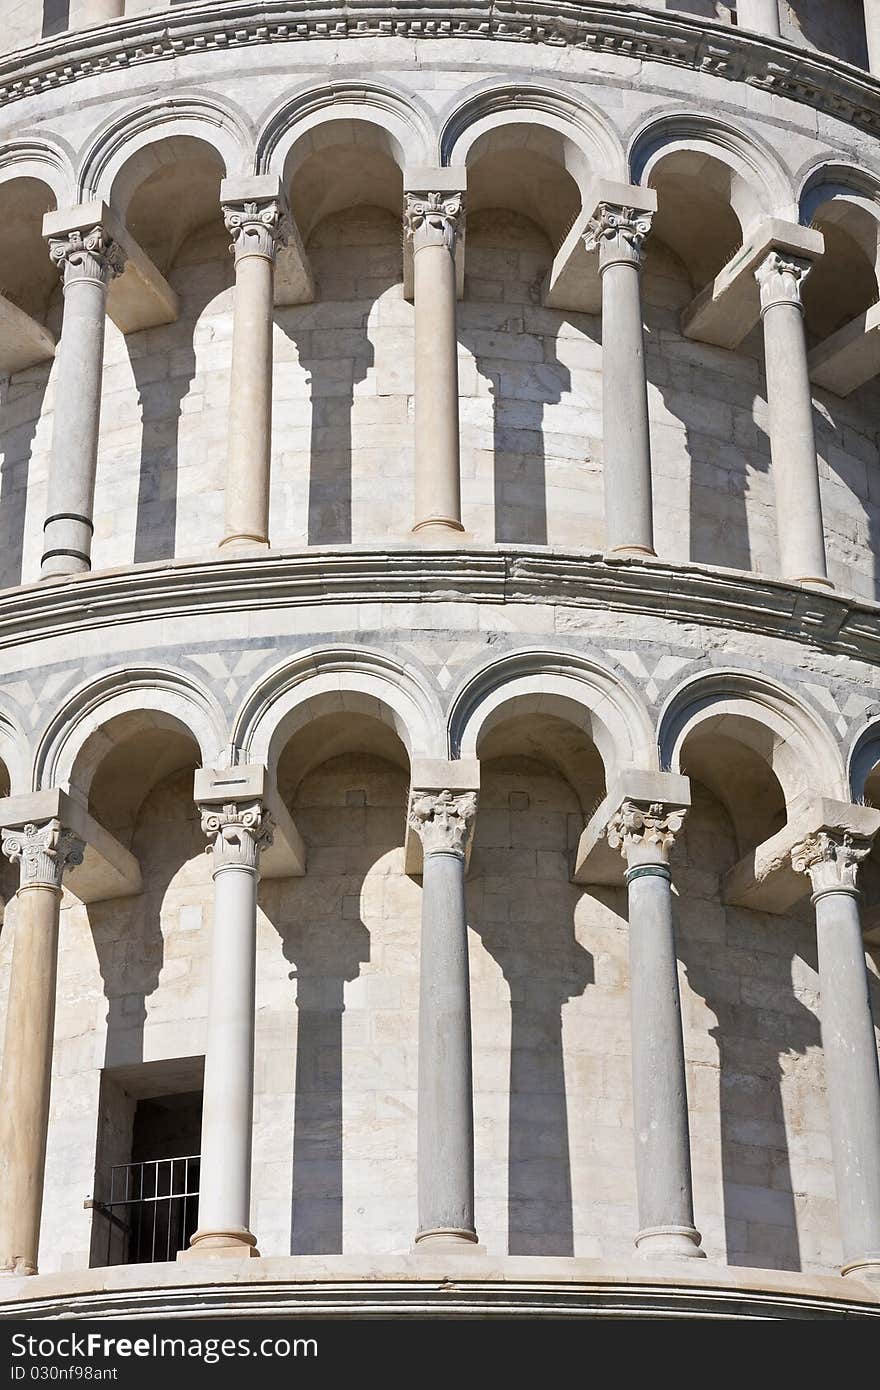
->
90, 1155, 200, 1266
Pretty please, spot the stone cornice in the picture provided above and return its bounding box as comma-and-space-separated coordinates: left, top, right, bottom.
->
0, 3, 879, 138
0, 545, 878, 666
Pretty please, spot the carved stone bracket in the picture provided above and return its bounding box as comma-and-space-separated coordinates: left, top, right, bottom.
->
404, 192, 464, 254
1, 819, 85, 891
408, 789, 477, 858
583, 203, 653, 271
48, 226, 126, 288
223, 199, 290, 264
755, 250, 813, 315
607, 799, 686, 866
791, 829, 872, 896
199, 800, 274, 872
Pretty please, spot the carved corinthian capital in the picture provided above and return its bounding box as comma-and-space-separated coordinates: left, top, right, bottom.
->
404, 192, 464, 253
791, 830, 871, 896
48, 226, 126, 288
199, 800, 274, 873
1, 820, 85, 891
583, 203, 653, 270
223, 198, 290, 264
755, 250, 812, 315
606, 800, 686, 866
408, 789, 477, 858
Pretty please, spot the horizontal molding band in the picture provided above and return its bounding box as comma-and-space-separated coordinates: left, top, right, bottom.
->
6, 544, 880, 663
0, 2, 878, 136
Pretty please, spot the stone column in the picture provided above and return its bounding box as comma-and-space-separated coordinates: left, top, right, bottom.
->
607, 799, 704, 1258
75, 0, 125, 26
187, 799, 273, 1258
755, 251, 830, 587
42, 226, 125, 579
736, 0, 781, 36
220, 192, 289, 552
866, 1, 880, 76
584, 203, 656, 557
0, 821, 84, 1276
404, 192, 466, 539
408, 789, 479, 1246
792, 831, 880, 1281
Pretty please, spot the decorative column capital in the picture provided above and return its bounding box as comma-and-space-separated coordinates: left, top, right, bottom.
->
408, 789, 477, 858
791, 829, 872, 899
199, 799, 274, 874
755, 250, 813, 316
607, 799, 687, 868
404, 192, 464, 254
48, 226, 126, 288
1, 819, 85, 891
223, 198, 290, 264
583, 203, 653, 271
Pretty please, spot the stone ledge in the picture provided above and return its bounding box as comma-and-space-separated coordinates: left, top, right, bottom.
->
0, 1253, 877, 1320
0, 2, 878, 141
4, 544, 880, 665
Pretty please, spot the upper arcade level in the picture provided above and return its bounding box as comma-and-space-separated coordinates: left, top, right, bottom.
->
0, 1, 875, 70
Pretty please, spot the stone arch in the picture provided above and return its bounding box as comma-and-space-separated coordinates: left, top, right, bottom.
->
257, 81, 433, 185
449, 650, 657, 787
232, 647, 445, 779
0, 705, 30, 797
847, 718, 880, 803
797, 161, 880, 330
76, 93, 253, 209
629, 110, 797, 234
33, 667, 227, 797
658, 668, 846, 809
0, 137, 74, 207
439, 81, 624, 189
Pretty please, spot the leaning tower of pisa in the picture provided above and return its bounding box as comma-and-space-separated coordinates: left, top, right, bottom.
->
1, 0, 880, 1322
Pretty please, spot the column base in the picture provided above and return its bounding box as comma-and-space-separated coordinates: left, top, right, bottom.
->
411, 519, 467, 542
605, 544, 657, 559
841, 1256, 880, 1283
179, 1228, 260, 1261
218, 534, 271, 553
0, 1258, 36, 1277
634, 1225, 706, 1260
412, 1227, 484, 1254
789, 574, 834, 589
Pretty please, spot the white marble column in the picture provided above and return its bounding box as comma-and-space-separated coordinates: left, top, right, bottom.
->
220, 191, 289, 551
42, 226, 125, 578
186, 798, 272, 1259
608, 799, 704, 1259
792, 831, 880, 1281
584, 203, 656, 557
755, 251, 830, 588
404, 193, 466, 539
408, 789, 479, 1246
0, 821, 84, 1276
866, 1, 880, 75
736, 0, 781, 36
74, 0, 125, 26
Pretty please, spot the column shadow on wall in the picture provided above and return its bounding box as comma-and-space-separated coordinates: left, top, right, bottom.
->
128, 273, 218, 564
277, 263, 399, 547
262, 882, 370, 1256
0, 364, 50, 587
809, 388, 880, 601
469, 901, 593, 1256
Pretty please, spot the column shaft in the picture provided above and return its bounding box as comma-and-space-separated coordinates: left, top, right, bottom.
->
417, 850, 476, 1241
220, 197, 287, 551
0, 887, 61, 1275
757, 253, 829, 586
75, 0, 126, 26
608, 798, 703, 1258
867, 0, 880, 76
814, 888, 880, 1277
188, 799, 271, 1257
42, 228, 124, 579
0, 821, 83, 1277
586, 204, 655, 556
405, 193, 465, 538
736, 0, 781, 36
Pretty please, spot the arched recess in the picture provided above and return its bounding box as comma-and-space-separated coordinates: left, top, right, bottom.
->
798, 162, 880, 341
0, 142, 72, 322
0, 705, 30, 798
848, 718, 880, 805
232, 647, 445, 780
34, 667, 227, 801
658, 668, 846, 853
629, 111, 795, 291
449, 650, 657, 801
